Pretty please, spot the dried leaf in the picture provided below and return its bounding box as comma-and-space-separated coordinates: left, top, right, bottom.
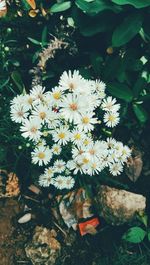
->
28, 184, 41, 195
57, 188, 94, 230
126, 153, 143, 182
26, 0, 36, 10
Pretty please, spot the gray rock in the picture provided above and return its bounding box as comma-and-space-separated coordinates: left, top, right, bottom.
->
96, 185, 146, 225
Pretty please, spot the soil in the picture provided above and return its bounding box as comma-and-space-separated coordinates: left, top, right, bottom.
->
0, 198, 31, 265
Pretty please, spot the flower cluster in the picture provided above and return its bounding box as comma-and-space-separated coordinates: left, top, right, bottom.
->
10, 70, 131, 189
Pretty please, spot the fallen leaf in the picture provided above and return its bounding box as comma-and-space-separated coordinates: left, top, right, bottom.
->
126, 151, 143, 182
26, 0, 36, 10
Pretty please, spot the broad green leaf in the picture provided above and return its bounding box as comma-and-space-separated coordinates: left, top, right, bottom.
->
73, 10, 116, 36
133, 77, 146, 98
75, 0, 118, 15
107, 82, 133, 102
133, 104, 148, 123
111, 0, 150, 8
11, 71, 25, 93
112, 13, 143, 47
28, 37, 41, 46
50, 1, 71, 13
122, 227, 146, 243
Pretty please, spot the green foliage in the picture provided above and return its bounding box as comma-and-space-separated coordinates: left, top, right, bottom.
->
0, 0, 150, 175
112, 13, 143, 47
122, 226, 146, 243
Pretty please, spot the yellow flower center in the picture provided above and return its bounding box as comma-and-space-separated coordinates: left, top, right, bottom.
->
69, 103, 78, 111
31, 127, 38, 133
53, 92, 61, 100
89, 149, 95, 155
82, 116, 89, 124
18, 111, 24, 117
83, 139, 89, 146
40, 112, 46, 119
28, 97, 33, 105
38, 152, 45, 159
69, 83, 75, 90
82, 158, 89, 164
74, 133, 81, 140
47, 169, 53, 174
58, 132, 65, 139
108, 114, 115, 122
54, 146, 59, 152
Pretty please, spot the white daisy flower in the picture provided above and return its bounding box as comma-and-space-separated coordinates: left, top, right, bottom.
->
52, 144, 62, 155
31, 146, 52, 166
10, 104, 28, 123
64, 176, 75, 189
72, 146, 86, 160
10, 94, 25, 106
87, 141, 108, 161
59, 70, 84, 92
50, 87, 64, 106
23, 94, 36, 110
109, 162, 123, 176
20, 118, 42, 141
106, 137, 117, 149
67, 160, 85, 175
102, 96, 120, 112
82, 136, 93, 147
47, 111, 60, 129
76, 112, 98, 132
70, 129, 86, 146
59, 93, 86, 123
39, 173, 54, 187
86, 159, 104, 176
44, 166, 55, 176
31, 104, 51, 124
104, 111, 120, 127
52, 126, 70, 145
30, 85, 46, 103
53, 175, 66, 190
53, 159, 66, 173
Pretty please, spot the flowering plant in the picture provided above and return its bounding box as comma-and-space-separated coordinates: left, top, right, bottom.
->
10, 70, 131, 190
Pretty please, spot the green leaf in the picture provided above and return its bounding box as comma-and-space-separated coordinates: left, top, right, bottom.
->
133, 104, 148, 123
73, 10, 116, 36
122, 227, 146, 243
50, 1, 71, 13
11, 71, 25, 93
28, 37, 41, 46
107, 82, 133, 102
111, 0, 150, 9
75, 0, 118, 15
112, 13, 143, 47
41, 26, 48, 46
0, 78, 10, 90
133, 77, 146, 98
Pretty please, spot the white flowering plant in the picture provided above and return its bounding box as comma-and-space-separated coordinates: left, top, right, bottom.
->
10, 70, 131, 190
